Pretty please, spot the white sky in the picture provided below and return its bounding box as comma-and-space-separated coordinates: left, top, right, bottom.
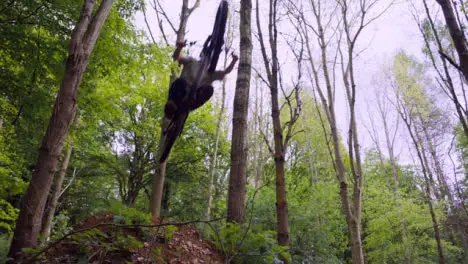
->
132, 0, 462, 184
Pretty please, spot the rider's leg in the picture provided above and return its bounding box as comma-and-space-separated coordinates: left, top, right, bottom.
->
190, 85, 214, 111
165, 78, 188, 119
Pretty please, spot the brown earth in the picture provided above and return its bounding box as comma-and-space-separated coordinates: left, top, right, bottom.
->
31, 213, 225, 264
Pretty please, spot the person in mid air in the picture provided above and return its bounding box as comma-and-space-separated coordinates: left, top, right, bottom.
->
164, 40, 238, 120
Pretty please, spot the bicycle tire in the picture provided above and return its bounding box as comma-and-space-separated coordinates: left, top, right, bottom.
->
159, 112, 189, 162
208, 0, 229, 72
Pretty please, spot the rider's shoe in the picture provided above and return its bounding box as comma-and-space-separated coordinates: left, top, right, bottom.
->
164, 100, 177, 120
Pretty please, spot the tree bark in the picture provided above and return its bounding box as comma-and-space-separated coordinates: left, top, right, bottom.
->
256, 0, 291, 249
421, 0, 468, 139
406, 122, 445, 264
296, 0, 365, 261
397, 101, 446, 264
227, 0, 252, 224
40, 144, 73, 242
206, 54, 228, 221
8, 0, 114, 258
124, 133, 148, 207
436, 0, 468, 83
253, 78, 265, 188
151, 160, 166, 217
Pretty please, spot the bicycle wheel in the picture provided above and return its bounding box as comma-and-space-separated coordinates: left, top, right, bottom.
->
158, 110, 190, 162
207, 0, 228, 72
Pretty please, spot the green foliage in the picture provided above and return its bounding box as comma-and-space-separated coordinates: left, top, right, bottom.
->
108, 201, 151, 225
0, 234, 9, 264
0, 200, 19, 236
165, 225, 176, 240
363, 154, 464, 263
0, 98, 27, 201
71, 227, 143, 259
1, 1, 466, 263
211, 222, 289, 263
50, 211, 72, 241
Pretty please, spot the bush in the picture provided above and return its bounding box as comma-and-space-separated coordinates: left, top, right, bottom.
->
108, 201, 151, 225
0, 200, 18, 236
211, 222, 290, 264
0, 234, 10, 264
50, 211, 73, 241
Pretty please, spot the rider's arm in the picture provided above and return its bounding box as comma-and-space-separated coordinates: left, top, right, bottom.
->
210, 54, 239, 81
212, 53, 239, 80
173, 41, 188, 65
223, 53, 238, 75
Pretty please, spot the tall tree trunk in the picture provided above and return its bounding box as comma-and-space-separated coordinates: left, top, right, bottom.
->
253, 79, 265, 189
150, 0, 200, 218
415, 124, 442, 200
271, 66, 289, 248
400, 111, 445, 264
436, 0, 468, 83
40, 144, 73, 242
125, 134, 146, 207
227, 0, 252, 223
256, 0, 291, 249
125, 171, 144, 207
206, 53, 228, 221
8, 0, 114, 258
297, 0, 365, 261
424, 0, 468, 138
381, 111, 399, 184
151, 161, 166, 218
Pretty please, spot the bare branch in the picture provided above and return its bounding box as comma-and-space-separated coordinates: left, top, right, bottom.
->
439, 50, 463, 72
154, 0, 178, 34
142, 3, 157, 45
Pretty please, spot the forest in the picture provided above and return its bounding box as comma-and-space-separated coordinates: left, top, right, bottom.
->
1, 0, 467, 263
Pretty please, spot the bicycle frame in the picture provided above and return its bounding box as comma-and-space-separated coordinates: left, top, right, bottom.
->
159, 0, 228, 163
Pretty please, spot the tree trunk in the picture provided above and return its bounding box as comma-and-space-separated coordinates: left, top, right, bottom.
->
400, 113, 446, 264
253, 77, 266, 189
125, 134, 145, 207
151, 160, 166, 217
227, 0, 252, 224
381, 109, 399, 184
8, 0, 114, 258
422, 0, 468, 139
40, 144, 73, 242
436, 0, 468, 83
162, 180, 171, 214
256, 0, 291, 250
415, 125, 441, 200
125, 170, 143, 207
150, 0, 199, 218
299, 1, 365, 261
206, 54, 228, 221
271, 63, 289, 247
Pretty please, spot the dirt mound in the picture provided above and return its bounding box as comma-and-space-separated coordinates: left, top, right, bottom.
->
158, 224, 224, 264
34, 213, 224, 264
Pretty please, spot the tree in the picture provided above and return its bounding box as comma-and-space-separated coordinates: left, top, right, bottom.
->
227, 0, 252, 224
207, 13, 236, 221
435, 0, 468, 83
411, 0, 468, 139
392, 51, 446, 263
8, 0, 115, 257
256, 0, 303, 251
40, 137, 74, 242
288, 0, 391, 262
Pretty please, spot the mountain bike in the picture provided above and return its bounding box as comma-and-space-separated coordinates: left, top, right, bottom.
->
158, 0, 228, 163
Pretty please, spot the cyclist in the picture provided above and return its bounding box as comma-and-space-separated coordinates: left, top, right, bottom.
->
164, 40, 238, 120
